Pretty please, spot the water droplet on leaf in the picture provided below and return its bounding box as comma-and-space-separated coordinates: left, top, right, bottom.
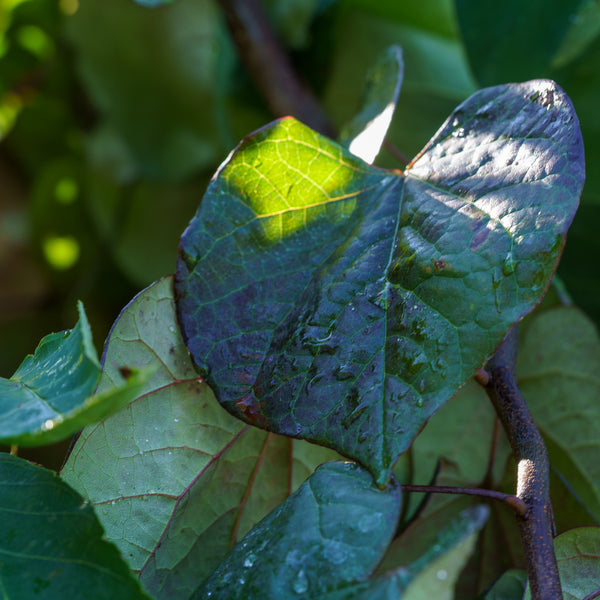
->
243, 553, 256, 568
324, 540, 347, 564
334, 365, 355, 381
358, 512, 382, 533
502, 252, 515, 276
292, 569, 308, 594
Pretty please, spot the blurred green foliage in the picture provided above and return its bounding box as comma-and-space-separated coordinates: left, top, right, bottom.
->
0, 0, 599, 465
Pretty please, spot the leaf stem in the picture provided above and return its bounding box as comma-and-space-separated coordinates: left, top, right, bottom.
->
382, 139, 410, 166
482, 325, 561, 599
216, 0, 333, 136
402, 484, 528, 516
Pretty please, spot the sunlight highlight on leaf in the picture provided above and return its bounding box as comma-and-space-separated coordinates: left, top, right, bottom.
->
176, 80, 584, 486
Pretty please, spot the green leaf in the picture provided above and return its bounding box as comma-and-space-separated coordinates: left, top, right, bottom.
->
339, 45, 404, 164
133, 0, 175, 6
456, 0, 587, 85
551, 1, 600, 68
0, 453, 150, 599
65, 0, 239, 180
400, 505, 488, 599
175, 80, 584, 485
519, 307, 600, 520
484, 570, 527, 600
524, 527, 600, 600
192, 461, 402, 599
344, 0, 457, 38
61, 277, 339, 599
307, 504, 488, 600
0, 302, 147, 446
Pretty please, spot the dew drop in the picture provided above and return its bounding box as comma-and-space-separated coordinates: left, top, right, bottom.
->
306, 373, 323, 393
292, 569, 308, 594
416, 397, 424, 408
324, 540, 347, 565
502, 252, 515, 276
334, 365, 355, 381
358, 512, 382, 533
243, 553, 256, 568
436, 569, 448, 581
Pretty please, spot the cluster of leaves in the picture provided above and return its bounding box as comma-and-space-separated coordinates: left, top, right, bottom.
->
1, 0, 600, 598
2, 0, 600, 376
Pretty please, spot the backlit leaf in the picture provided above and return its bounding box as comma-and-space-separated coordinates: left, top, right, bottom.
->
175, 80, 584, 485
61, 277, 339, 599
0, 453, 150, 599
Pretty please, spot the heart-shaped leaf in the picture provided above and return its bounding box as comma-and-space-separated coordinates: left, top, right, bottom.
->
175, 80, 584, 485
0, 453, 150, 599
61, 277, 339, 599
0, 301, 147, 446
192, 461, 403, 599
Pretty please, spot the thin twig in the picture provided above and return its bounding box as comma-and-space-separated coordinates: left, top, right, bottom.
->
481, 325, 561, 599
402, 484, 528, 516
382, 139, 410, 166
583, 588, 600, 600
216, 0, 333, 136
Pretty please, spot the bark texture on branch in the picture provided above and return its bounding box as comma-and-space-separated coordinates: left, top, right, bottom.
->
217, 0, 333, 136
483, 326, 561, 599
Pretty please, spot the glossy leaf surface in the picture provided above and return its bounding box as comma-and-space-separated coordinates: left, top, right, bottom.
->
339, 44, 404, 164
0, 453, 150, 599
0, 302, 146, 446
304, 505, 488, 600
61, 277, 339, 599
176, 81, 584, 484
192, 461, 402, 599
524, 527, 600, 600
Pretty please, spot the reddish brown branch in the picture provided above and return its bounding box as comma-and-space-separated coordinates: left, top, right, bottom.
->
402, 484, 528, 516
481, 326, 561, 599
217, 0, 333, 136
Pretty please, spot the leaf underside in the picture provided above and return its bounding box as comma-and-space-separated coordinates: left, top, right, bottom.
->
175, 79, 584, 484
61, 277, 340, 600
